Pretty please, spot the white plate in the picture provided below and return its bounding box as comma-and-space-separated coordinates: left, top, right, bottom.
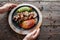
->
8, 3, 42, 35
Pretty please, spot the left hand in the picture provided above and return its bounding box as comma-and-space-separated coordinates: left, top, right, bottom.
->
23, 28, 40, 40
3, 3, 17, 11
0, 3, 17, 13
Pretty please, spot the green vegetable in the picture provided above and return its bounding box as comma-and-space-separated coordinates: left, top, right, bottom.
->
16, 7, 32, 12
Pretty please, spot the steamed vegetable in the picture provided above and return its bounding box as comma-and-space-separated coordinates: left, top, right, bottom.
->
16, 7, 32, 12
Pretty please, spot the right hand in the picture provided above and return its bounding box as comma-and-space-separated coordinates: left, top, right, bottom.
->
23, 28, 40, 40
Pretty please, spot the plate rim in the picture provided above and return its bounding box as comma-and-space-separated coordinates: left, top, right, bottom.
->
8, 3, 42, 35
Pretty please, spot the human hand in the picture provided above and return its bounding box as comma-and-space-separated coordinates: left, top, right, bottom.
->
0, 3, 17, 13
3, 3, 17, 11
23, 28, 40, 40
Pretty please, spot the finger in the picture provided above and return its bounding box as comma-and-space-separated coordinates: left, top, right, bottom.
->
29, 29, 37, 35
25, 29, 38, 39
10, 3, 17, 8
9, 4, 17, 10
33, 28, 40, 38
12, 3, 17, 7
26, 29, 37, 37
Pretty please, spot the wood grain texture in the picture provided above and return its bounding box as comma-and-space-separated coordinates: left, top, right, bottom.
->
0, 0, 60, 2
22, 2, 60, 25
0, 1, 60, 40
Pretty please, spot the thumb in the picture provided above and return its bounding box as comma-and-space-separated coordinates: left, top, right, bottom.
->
33, 28, 40, 38
9, 4, 17, 10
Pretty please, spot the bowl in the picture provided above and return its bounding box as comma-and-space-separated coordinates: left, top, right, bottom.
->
8, 3, 42, 35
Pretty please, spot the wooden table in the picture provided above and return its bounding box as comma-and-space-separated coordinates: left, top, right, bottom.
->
0, 0, 60, 40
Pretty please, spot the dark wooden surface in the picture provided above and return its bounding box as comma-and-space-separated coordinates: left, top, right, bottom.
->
0, 0, 60, 40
